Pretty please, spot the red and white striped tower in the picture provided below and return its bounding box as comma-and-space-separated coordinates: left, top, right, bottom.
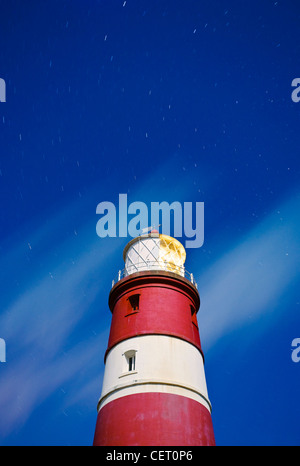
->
93, 230, 215, 446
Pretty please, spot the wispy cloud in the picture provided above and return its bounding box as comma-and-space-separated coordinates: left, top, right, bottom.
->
198, 193, 300, 351
0, 200, 119, 438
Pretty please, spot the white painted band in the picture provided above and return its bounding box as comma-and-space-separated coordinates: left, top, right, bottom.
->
98, 334, 211, 413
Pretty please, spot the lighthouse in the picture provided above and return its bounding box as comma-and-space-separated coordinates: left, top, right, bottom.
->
93, 230, 215, 446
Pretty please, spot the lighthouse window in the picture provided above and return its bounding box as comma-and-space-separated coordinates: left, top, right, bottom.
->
190, 305, 198, 328
128, 294, 140, 312
122, 350, 137, 375
128, 355, 135, 372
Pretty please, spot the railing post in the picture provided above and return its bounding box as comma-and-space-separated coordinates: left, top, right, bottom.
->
190, 273, 194, 284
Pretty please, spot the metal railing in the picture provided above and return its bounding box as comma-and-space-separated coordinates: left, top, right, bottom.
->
111, 261, 197, 289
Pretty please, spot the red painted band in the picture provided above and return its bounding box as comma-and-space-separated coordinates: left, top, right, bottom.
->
106, 272, 202, 358
93, 392, 215, 446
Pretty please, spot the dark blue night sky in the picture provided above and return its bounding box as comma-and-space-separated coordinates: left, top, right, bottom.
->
0, 0, 300, 446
